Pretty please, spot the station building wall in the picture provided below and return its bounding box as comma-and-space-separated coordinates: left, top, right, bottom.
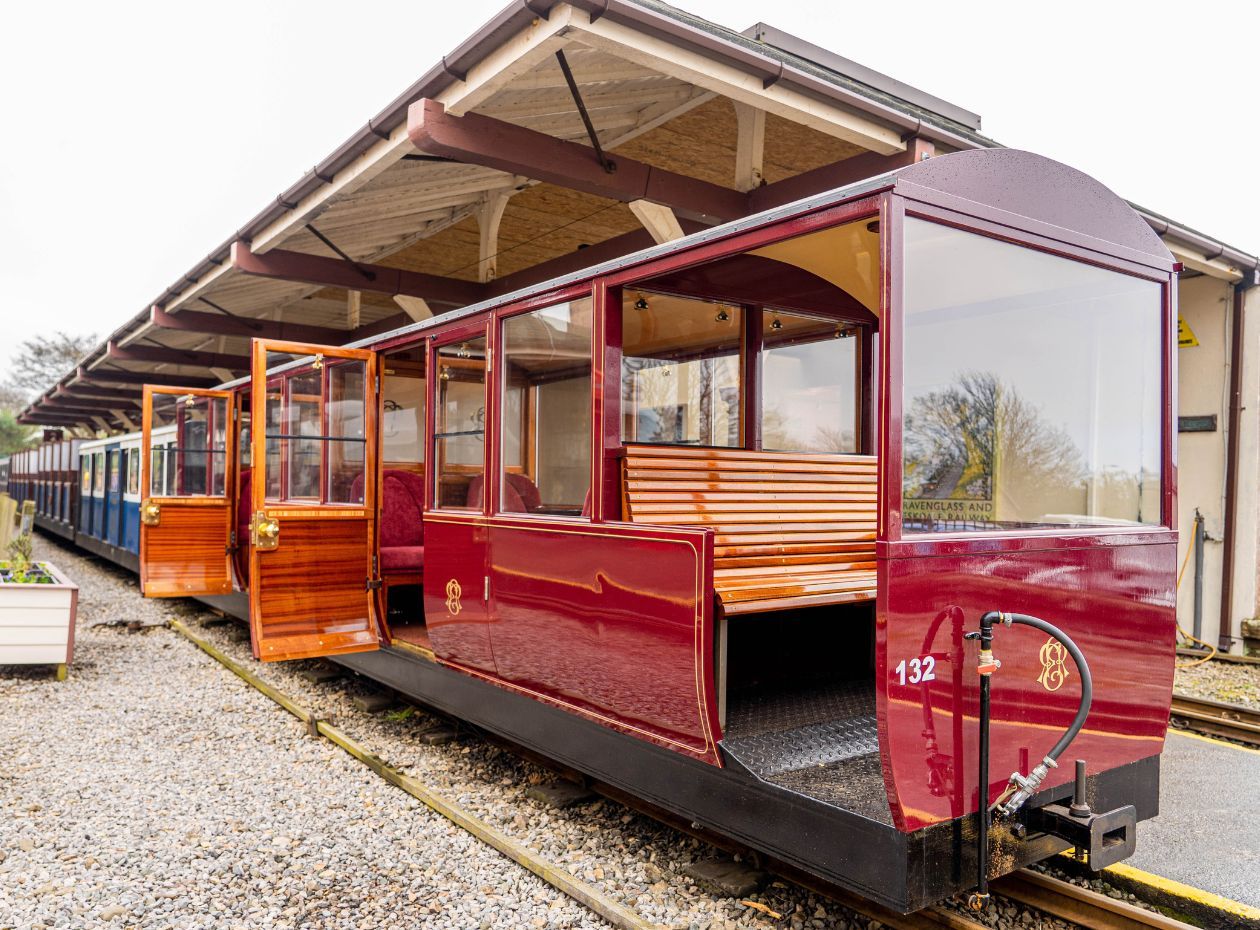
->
1174, 274, 1260, 651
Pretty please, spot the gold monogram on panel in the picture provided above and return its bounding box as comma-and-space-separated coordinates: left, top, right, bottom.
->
445, 578, 463, 616
1037, 637, 1069, 692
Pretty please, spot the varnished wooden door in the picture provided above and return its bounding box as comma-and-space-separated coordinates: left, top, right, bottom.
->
248, 339, 382, 662
140, 387, 236, 597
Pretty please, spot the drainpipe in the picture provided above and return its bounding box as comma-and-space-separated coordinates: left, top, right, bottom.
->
1219, 272, 1259, 653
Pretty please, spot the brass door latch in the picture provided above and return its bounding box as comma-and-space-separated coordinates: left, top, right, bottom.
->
140, 499, 161, 526
251, 511, 280, 550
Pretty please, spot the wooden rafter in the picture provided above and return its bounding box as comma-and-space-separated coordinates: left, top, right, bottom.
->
230, 242, 485, 307
409, 99, 746, 223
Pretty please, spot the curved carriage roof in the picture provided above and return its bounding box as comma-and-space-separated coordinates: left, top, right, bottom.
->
892, 148, 1172, 267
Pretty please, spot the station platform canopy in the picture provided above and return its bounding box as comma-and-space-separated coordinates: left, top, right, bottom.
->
20, 0, 1259, 432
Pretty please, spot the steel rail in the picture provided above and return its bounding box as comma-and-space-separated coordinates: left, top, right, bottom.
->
167, 619, 660, 930
1169, 693, 1260, 747
168, 615, 1212, 930
993, 870, 1196, 930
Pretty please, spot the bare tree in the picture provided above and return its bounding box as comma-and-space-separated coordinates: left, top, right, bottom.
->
905, 371, 1085, 511
1, 331, 97, 409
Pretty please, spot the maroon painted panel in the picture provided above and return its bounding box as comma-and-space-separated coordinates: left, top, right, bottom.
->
487, 519, 720, 764
877, 534, 1176, 832
423, 516, 494, 673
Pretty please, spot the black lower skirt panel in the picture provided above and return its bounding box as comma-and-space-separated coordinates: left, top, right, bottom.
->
338, 646, 1160, 912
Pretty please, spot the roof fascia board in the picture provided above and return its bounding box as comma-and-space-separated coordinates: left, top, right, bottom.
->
246, 6, 576, 259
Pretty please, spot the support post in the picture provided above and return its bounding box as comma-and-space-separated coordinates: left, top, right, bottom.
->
478, 191, 513, 283
393, 296, 434, 322
628, 200, 685, 244
732, 102, 766, 192
347, 290, 362, 329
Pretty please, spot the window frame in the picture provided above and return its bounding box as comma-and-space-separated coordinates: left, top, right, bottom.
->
259, 358, 370, 507
883, 197, 1174, 543
426, 320, 492, 515
494, 293, 596, 522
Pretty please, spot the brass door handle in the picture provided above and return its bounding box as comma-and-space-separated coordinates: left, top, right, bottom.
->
252, 511, 280, 550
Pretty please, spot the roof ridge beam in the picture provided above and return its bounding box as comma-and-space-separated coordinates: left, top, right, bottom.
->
409, 99, 747, 224
230, 242, 485, 307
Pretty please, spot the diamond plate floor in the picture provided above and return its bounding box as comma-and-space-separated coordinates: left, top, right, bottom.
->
721, 679, 891, 823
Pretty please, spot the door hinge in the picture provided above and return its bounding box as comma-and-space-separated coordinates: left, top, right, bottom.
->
366, 578, 383, 592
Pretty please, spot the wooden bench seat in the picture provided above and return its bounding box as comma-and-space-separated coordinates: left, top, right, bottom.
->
622, 445, 877, 614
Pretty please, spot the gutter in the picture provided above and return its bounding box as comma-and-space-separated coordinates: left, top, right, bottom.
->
1137, 209, 1260, 277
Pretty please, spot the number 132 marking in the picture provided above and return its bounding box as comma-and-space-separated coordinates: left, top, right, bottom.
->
895, 655, 936, 685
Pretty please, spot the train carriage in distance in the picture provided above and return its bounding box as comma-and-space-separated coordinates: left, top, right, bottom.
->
130, 149, 1177, 912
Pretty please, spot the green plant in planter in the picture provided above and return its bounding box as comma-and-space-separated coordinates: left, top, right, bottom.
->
2, 535, 50, 584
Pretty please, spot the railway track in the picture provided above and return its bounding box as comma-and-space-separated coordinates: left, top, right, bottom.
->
170, 618, 1215, 930
1170, 692, 1260, 747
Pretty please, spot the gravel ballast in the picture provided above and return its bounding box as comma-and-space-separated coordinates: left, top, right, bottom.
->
0, 537, 608, 930
3, 533, 1204, 930
1175, 656, 1260, 710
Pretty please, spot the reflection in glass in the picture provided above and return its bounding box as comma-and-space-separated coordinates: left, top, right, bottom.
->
148, 394, 228, 498
287, 372, 321, 501
127, 448, 140, 496
621, 292, 741, 447
264, 387, 283, 500
434, 337, 487, 509
762, 310, 860, 453
501, 299, 592, 515
381, 354, 426, 467
902, 218, 1163, 532
328, 362, 367, 504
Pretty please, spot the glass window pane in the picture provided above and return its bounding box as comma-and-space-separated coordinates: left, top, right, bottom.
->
328, 361, 367, 504
80, 458, 91, 494
382, 353, 425, 467
264, 384, 282, 501
501, 299, 592, 516
127, 448, 140, 496
762, 310, 860, 453
902, 218, 1163, 532
149, 394, 228, 498
621, 292, 741, 447
108, 450, 121, 494
286, 372, 322, 501
93, 453, 104, 493
434, 336, 487, 509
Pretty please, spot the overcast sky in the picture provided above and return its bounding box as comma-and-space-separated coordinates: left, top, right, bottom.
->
2, 0, 1255, 378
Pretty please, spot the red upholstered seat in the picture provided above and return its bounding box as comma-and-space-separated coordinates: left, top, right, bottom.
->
233, 468, 252, 586
465, 473, 539, 513
381, 545, 425, 572
379, 470, 425, 549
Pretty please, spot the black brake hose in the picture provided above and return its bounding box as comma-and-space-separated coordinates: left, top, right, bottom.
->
968, 610, 1093, 911
990, 612, 1093, 766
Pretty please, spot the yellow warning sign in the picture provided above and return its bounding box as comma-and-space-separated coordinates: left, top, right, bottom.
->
1178, 315, 1199, 348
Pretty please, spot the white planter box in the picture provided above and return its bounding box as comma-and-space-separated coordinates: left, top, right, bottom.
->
0, 561, 78, 678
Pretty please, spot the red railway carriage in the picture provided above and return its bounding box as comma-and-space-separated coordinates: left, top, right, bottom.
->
137, 148, 1177, 912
